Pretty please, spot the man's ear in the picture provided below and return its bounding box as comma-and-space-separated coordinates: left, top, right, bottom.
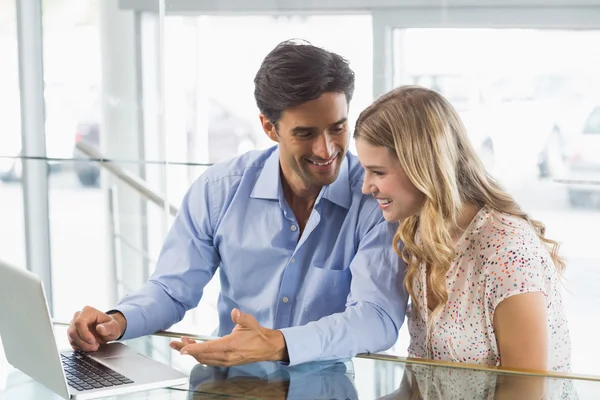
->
259, 114, 279, 143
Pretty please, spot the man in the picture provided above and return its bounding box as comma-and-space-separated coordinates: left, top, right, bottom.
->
68, 40, 407, 367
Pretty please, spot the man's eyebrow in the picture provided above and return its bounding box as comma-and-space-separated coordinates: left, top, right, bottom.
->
291, 118, 348, 134
291, 126, 314, 134
329, 118, 347, 127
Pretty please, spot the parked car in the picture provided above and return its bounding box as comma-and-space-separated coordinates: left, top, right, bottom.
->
564, 105, 600, 207
408, 74, 594, 181
536, 102, 592, 180
521, 73, 600, 179
73, 95, 259, 187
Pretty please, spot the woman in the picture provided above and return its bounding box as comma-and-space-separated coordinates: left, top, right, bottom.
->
353, 85, 571, 374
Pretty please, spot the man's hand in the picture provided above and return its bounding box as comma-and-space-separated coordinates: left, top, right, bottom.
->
170, 308, 288, 366
67, 306, 126, 352
193, 376, 289, 400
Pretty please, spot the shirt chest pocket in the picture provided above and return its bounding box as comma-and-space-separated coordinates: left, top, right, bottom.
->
300, 265, 351, 321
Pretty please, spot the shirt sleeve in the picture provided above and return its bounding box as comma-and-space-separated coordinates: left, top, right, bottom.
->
484, 225, 551, 321
115, 174, 222, 340
280, 210, 408, 366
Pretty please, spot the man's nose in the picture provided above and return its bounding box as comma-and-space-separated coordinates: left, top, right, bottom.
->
313, 133, 335, 160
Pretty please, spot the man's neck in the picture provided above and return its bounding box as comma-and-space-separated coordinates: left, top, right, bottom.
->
280, 172, 319, 213
279, 166, 321, 234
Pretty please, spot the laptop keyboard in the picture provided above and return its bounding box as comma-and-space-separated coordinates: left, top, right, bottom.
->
61, 351, 134, 392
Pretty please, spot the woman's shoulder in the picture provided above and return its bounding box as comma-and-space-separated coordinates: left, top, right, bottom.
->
464, 207, 560, 304
470, 207, 547, 256
463, 207, 556, 281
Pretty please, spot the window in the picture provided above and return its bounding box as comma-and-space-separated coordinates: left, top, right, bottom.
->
584, 107, 600, 134
394, 27, 600, 375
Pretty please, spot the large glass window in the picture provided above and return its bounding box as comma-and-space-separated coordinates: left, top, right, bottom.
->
158, 13, 374, 334
0, 0, 26, 269
394, 27, 600, 375
161, 14, 373, 189
583, 107, 600, 134
40, 0, 110, 321
8, 0, 600, 380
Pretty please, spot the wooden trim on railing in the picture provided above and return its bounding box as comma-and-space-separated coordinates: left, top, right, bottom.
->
360, 352, 600, 382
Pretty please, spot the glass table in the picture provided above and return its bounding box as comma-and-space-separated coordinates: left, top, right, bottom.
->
1, 324, 598, 399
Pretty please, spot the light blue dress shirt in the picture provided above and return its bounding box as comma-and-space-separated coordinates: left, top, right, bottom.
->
115, 145, 408, 366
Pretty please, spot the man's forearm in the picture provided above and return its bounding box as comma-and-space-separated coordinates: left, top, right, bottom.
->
280, 301, 400, 366
115, 281, 187, 340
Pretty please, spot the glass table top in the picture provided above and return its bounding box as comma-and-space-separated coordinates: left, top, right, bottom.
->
1, 324, 598, 399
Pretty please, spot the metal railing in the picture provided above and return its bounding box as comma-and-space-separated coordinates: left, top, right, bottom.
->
75, 142, 184, 303
73, 142, 212, 362
75, 142, 179, 217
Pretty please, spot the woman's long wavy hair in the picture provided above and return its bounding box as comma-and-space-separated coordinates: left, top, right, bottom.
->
354, 85, 565, 319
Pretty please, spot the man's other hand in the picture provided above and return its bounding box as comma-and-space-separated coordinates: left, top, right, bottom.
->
67, 306, 126, 352
170, 308, 288, 366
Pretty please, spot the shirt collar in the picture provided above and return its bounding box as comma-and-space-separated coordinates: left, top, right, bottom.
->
319, 155, 351, 209
250, 147, 282, 201
250, 148, 351, 210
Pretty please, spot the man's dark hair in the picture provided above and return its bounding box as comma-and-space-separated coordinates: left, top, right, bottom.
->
254, 39, 355, 126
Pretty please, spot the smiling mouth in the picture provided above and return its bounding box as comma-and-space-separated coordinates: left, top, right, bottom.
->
307, 155, 337, 166
376, 198, 392, 205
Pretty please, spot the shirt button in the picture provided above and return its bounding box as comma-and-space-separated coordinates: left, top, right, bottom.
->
282, 297, 289, 303
290, 225, 297, 232
290, 258, 295, 264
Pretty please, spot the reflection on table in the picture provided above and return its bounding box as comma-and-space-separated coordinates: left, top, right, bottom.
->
186, 360, 356, 399
184, 358, 584, 400
377, 362, 577, 400
1, 324, 599, 399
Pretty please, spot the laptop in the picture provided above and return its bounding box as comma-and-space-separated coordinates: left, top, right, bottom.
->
0, 259, 189, 399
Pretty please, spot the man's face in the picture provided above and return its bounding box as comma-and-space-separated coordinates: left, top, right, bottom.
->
261, 92, 349, 191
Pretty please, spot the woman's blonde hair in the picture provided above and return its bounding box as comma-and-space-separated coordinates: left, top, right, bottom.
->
354, 85, 565, 318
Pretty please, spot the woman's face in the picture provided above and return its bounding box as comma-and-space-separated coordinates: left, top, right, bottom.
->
356, 138, 425, 222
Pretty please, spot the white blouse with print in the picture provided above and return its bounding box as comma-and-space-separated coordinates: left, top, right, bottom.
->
406, 206, 572, 373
